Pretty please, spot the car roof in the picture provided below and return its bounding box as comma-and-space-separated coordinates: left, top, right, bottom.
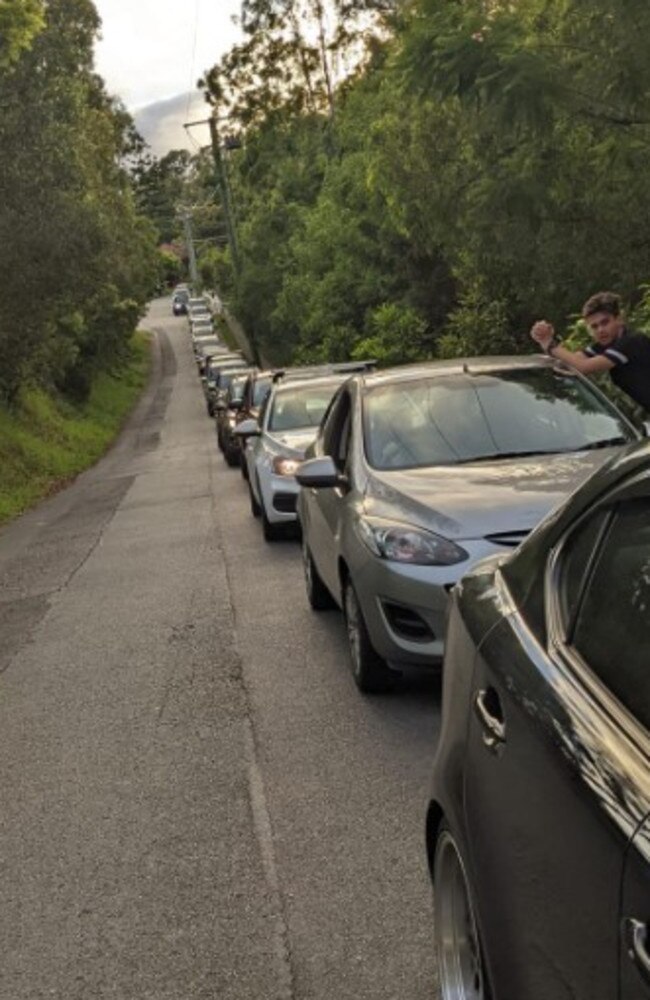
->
357, 355, 572, 389
271, 372, 358, 396
272, 360, 375, 383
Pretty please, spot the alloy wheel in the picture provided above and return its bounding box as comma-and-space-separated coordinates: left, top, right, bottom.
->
344, 583, 363, 680
434, 827, 486, 1000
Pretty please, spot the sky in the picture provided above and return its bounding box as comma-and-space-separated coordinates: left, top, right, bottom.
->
93, 0, 244, 154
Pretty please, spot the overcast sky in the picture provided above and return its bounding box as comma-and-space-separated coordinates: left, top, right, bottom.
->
93, 0, 243, 109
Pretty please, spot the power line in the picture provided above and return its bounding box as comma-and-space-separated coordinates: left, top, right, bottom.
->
185, 0, 202, 124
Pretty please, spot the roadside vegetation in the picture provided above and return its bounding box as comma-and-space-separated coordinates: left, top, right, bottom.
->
137, 0, 650, 373
0, 0, 159, 409
0, 332, 150, 524
0, 1, 166, 523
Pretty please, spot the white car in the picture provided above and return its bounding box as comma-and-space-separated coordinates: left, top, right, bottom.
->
237, 373, 361, 541
190, 315, 214, 335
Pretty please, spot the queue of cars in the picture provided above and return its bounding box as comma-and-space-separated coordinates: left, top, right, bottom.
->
177, 293, 650, 1000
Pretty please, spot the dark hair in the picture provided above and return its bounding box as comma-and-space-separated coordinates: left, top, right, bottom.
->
582, 291, 621, 319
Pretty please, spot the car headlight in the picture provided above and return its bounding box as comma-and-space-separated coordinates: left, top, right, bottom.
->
355, 517, 468, 566
272, 456, 302, 477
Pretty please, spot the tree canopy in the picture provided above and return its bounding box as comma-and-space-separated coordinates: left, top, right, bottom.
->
0, 0, 159, 404
181, 0, 650, 372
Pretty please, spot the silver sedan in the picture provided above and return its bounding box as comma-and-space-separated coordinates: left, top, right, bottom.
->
296, 357, 640, 692
238, 374, 359, 541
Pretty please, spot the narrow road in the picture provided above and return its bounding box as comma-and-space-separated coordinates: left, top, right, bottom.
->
0, 299, 440, 1000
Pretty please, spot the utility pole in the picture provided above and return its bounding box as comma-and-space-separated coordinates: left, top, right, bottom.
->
180, 210, 199, 287
184, 115, 260, 364
208, 116, 241, 275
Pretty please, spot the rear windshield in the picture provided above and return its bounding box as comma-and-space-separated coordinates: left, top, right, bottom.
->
363, 368, 634, 470
227, 375, 249, 397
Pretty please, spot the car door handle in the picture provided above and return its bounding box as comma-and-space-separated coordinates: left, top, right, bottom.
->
474, 689, 506, 750
625, 919, 650, 984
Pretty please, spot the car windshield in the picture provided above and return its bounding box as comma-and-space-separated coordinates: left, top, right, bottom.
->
269, 383, 340, 431
363, 368, 635, 470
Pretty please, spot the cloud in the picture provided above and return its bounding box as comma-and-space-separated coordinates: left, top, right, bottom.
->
134, 92, 211, 157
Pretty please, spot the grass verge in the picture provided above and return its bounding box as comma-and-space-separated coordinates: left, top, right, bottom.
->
0, 332, 152, 526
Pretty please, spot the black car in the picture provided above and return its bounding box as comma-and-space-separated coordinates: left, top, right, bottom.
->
426, 439, 650, 999
209, 364, 253, 423
172, 288, 189, 315
216, 373, 253, 464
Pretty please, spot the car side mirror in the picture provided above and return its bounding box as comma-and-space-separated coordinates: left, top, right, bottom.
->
295, 456, 345, 489
235, 418, 260, 438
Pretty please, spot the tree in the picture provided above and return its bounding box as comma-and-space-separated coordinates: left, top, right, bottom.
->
0, 0, 44, 68
0, 0, 158, 402
131, 149, 193, 243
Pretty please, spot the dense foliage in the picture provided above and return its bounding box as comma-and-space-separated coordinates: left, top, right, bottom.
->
185, 0, 650, 366
0, 0, 159, 404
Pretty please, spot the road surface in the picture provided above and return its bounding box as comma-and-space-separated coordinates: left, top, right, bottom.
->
0, 298, 441, 1000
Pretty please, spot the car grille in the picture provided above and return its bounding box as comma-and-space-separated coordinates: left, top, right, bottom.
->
484, 530, 530, 548
273, 493, 297, 514
381, 602, 435, 643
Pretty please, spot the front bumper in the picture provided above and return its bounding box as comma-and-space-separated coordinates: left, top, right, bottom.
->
258, 468, 300, 524
348, 537, 509, 668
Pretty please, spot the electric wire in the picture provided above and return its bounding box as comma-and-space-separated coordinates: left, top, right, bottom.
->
185, 0, 202, 125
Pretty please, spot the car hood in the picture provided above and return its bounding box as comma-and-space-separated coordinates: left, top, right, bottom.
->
364, 450, 618, 541
267, 428, 317, 456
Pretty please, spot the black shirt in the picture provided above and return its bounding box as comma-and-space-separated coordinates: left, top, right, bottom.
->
583, 328, 650, 411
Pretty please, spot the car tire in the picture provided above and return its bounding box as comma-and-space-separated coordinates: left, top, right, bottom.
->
224, 446, 240, 468
240, 456, 249, 481
434, 822, 490, 1000
343, 580, 395, 693
261, 507, 285, 542
302, 541, 335, 610
249, 481, 261, 518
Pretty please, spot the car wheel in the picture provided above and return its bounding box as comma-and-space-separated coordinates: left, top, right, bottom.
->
302, 541, 335, 610
261, 507, 285, 542
343, 580, 394, 693
207, 401, 214, 417
434, 823, 489, 1000
224, 446, 240, 468
249, 481, 261, 518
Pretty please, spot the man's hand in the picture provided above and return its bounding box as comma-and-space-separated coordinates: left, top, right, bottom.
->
530, 320, 555, 349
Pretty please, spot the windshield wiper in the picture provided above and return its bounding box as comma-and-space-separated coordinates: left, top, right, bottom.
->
571, 437, 629, 452
454, 449, 566, 464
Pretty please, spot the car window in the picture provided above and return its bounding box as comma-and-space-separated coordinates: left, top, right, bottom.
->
259, 390, 272, 427
325, 392, 352, 472
569, 498, 650, 732
558, 508, 612, 634
253, 377, 272, 407
363, 370, 634, 470
320, 388, 345, 452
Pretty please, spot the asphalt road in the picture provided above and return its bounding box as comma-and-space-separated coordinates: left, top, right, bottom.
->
0, 299, 441, 1000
